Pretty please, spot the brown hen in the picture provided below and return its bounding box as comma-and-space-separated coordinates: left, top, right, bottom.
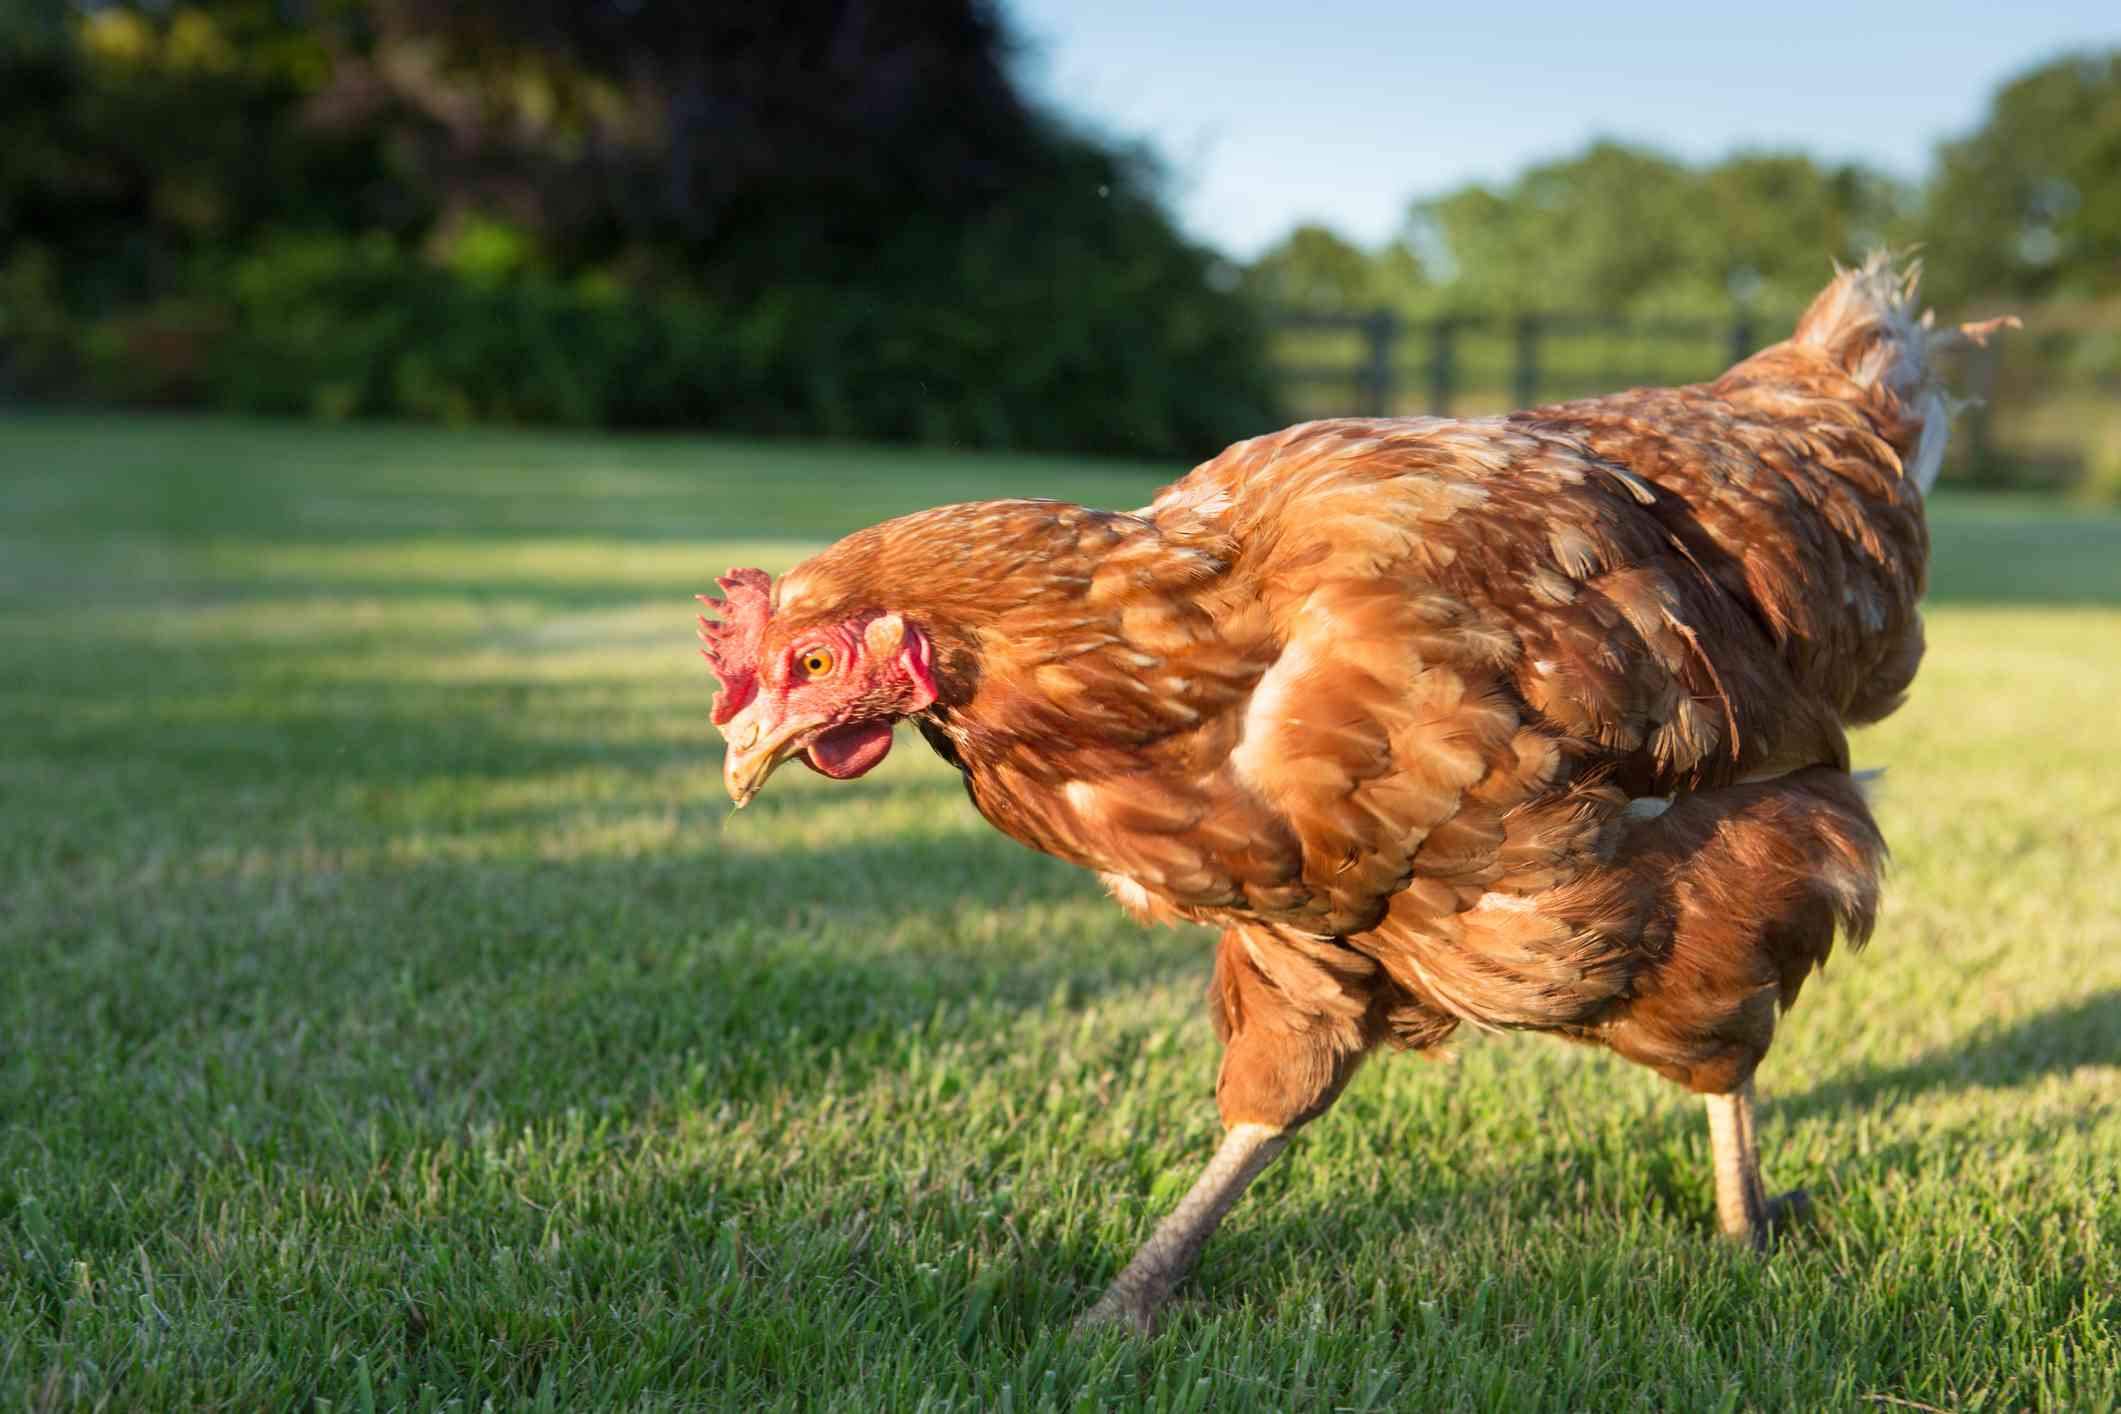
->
699, 254, 2010, 1331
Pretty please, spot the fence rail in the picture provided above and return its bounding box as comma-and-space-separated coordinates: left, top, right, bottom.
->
1263, 304, 2041, 479
1270, 307, 1770, 415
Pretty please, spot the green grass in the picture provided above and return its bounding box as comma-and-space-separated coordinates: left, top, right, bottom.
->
3, 410, 2118, 1411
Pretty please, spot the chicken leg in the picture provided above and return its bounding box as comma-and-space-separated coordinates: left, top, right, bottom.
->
1704, 1079, 1809, 1249
1077, 926, 1378, 1333
1076, 1122, 1288, 1333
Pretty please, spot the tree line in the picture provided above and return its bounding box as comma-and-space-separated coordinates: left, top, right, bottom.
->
1, 2, 2113, 463
1247, 50, 2120, 321
0, 0, 1274, 456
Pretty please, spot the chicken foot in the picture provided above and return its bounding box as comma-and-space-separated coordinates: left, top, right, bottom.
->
1703, 1079, 1809, 1249
1076, 1072, 1796, 1332
1076, 1122, 1288, 1334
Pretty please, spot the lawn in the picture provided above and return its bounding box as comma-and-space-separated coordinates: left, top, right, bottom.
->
2, 411, 2118, 1411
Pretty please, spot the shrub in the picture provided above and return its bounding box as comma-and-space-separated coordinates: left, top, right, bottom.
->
0, 3, 1280, 459
50, 228, 1277, 458
0, 246, 79, 398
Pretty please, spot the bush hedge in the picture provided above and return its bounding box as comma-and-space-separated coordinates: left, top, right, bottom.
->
0, 3, 1280, 459
1, 219, 1275, 458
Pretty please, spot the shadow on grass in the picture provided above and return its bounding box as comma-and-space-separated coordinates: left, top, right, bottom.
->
1546, 987, 2117, 1221
1039, 988, 2121, 1338
1113, 986, 2121, 1276
10, 774, 1210, 1126
0, 409, 1174, 548
1924, 505, 2121, 607
32, 507, 2121, 612
9, 661, 708, 784
659, 989, 2121, 1392
1777, 986, 2121, 1123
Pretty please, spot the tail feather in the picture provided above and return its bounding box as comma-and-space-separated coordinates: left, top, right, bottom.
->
1791, 251, 2016, 494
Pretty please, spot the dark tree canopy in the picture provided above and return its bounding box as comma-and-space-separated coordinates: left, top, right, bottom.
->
0, 0, 1277, 455
3, 8, 2110, 459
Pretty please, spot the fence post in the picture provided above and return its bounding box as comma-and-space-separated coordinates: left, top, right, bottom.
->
1513, 314, 1541, 409
1359, 308, 1398, 417
1427, 318, 1457, 416
1966, 341, 2003, 485
1729, 307, 1756, 365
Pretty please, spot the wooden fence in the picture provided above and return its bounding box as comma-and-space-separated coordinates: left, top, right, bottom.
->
1267, 306, 2013, 475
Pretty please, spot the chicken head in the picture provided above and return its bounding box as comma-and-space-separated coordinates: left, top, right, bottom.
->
698, 568, 939, 806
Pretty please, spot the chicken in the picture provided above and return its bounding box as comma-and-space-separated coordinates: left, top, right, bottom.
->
698, 254, 2011, 1332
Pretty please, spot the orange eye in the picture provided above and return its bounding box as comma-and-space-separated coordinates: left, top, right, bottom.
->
799, 647, 836, 678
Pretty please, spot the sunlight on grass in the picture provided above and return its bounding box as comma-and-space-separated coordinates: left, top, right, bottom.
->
2, 412, 2118, 1409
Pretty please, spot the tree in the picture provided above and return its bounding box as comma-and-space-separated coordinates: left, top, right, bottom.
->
1411, 143, 1695, 312
314, 0, 1063, 280
1243, 224, 1428, 311
0, 0, 1279, 455
1399, 142, 1910, 315
1695, 155, 1908, 308
1922, 49, 2121, 308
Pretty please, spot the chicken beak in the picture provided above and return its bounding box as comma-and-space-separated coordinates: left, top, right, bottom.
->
719, 701, 822, 808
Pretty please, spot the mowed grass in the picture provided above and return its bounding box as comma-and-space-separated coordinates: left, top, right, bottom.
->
2, 410, 2118, 1411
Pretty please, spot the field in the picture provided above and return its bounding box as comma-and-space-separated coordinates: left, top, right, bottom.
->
3, 411, 2118, 1410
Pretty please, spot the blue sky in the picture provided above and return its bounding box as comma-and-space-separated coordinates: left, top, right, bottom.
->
1006, 0, 2118, 258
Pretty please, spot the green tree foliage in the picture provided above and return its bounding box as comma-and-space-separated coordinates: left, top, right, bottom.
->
0, 3, 419, 306
1241, 49, 2121, 325
0, 0, 1276, 456
1918, 50, 2121, 503
1404, 142, 1911, 315
1922, 50, 2121, 308
1243, 225, 1429, 312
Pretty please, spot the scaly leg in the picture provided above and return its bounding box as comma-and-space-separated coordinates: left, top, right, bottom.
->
1076, 926, 1380, 1334
1703, 1079, 1809, 1249
1076, 1122, 1288, 1333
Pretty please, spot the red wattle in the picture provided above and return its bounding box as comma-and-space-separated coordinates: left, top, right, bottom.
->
803, 720, 894, 779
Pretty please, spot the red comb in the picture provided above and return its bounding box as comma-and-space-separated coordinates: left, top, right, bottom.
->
696, 567, 773, 725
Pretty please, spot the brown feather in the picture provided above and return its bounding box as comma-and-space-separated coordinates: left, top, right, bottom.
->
742, 256, 1977, 1123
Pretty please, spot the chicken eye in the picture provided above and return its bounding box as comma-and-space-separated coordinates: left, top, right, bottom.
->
799, 648, 836, 678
